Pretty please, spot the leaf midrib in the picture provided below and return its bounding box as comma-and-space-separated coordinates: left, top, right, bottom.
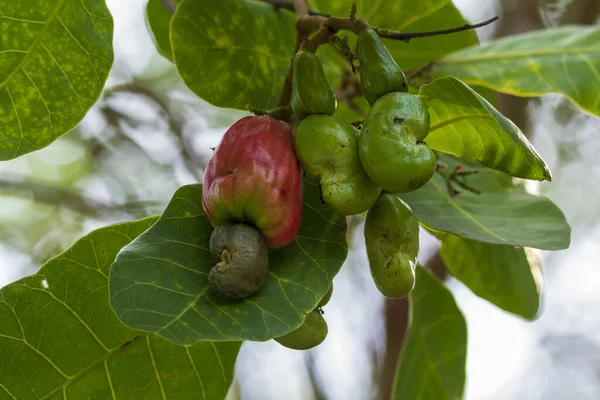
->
429, 113, 494, 132
0, 0, 68, 90
430, 178, 507, 242
441, 46, 600, 65
40, 333, 146, 400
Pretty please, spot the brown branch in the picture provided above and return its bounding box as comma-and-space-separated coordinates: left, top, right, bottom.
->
335, 70, 366, 117
261, 0, 329, 17
104, 83, 203, 181
0, 175, 161, 218
277, 35, 303, 107
275, 8, 498, 108
375, 16, 499, 42
293, 0, 309, 18
159, 0, 177, 14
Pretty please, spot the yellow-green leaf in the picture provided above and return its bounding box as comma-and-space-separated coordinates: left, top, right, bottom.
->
0, 218, 240, 399
0, 0, 114, 160
399, 155, 571, 250
441, 235, 543, 320
393, 267, 467, 400
419, 77, 551, 181
435, 25, 600, 117
171, 0, 296, 110
109, 178, 348, 346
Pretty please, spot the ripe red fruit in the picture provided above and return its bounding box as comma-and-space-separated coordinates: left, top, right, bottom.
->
202, 115, 303, 249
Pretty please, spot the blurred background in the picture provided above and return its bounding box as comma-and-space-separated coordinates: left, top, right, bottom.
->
1, 0, 599, 399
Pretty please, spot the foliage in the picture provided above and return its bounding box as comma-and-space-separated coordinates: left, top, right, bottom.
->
1, 0, 591, 398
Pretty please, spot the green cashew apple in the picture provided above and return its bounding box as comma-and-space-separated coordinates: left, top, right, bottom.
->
318, 284, 333, 307
295, 115, 381, 215
359, 92, 436, 193
275, 310, 328, 350
356, 28, 408, 106
364, 193, 419, 298
291, 50, 336, 120
209, 222, 269, 300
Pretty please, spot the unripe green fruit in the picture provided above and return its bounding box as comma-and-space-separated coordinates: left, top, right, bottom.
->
209, 222, 269, 300
356, 28, 408, 106
295, 115, 381, 215
275, 310, 328, 350
318, 284, 333, 307
359, 92, 436, 193
364, 194, 419, 298
291, 50, 336, 120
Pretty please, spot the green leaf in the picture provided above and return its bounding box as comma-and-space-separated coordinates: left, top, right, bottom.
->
0, 218, 240, 399
0, 0, 114, 160
171, 0, 296, 110
109, 179, 348, 346
393, 267, 467, 400
419, 77, 551, 181
309, 0, 479, 70
145, 0, 178, 62
435, 25, 600, 117
399, 155, 571, 250
441, 235, 542, 320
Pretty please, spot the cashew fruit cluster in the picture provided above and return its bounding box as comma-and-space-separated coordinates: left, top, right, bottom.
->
202, 115, 303, 299
200, 27, 438, 346
356, 28, 436, 194
288, 32, 435, 301
293, 48, 381, 216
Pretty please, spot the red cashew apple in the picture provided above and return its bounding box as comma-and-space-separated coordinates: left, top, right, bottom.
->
202, 115, 303, 249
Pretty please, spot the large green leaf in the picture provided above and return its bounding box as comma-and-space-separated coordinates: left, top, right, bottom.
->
309, 0, 479, 71
419, 77, 551, 181
435, 25, 600, 117
171, 0, 296, 110
0, 218, 240, 399
0, 0, 114, 160
109, 179, 348, 346
441, 235, 542, 320
393, 267, 467, 400
399, 155, 571, 250
145, 0, 178, 62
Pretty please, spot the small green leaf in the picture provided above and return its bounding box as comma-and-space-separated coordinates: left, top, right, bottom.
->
419, 77, 551, 181
109, 178, 348, 345
399, 155, 571, 250
309, 0, 479, 70
0, 218, 240, 399
441, 235, 542, 320
393, 267, 467, 400
145, 0, 178, 62
0, 0, 114, 160
435, 25, 600, 117
171, 0, 296, 110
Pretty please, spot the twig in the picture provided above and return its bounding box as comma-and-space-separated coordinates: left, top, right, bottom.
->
333, 70, 365, 117
246, 104, 293, 121
276, 6, 498, 108
261, 0, 329, 17
0, 176, 162, 218
293, 0, 309, 18
104, 82, 203, 181
278, 35, 303, 107
375, 16, 500, 42
329, 35, 356, 68
405, 62, 433, 80
159, 0, 177, 14
436, 162, 481, 197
